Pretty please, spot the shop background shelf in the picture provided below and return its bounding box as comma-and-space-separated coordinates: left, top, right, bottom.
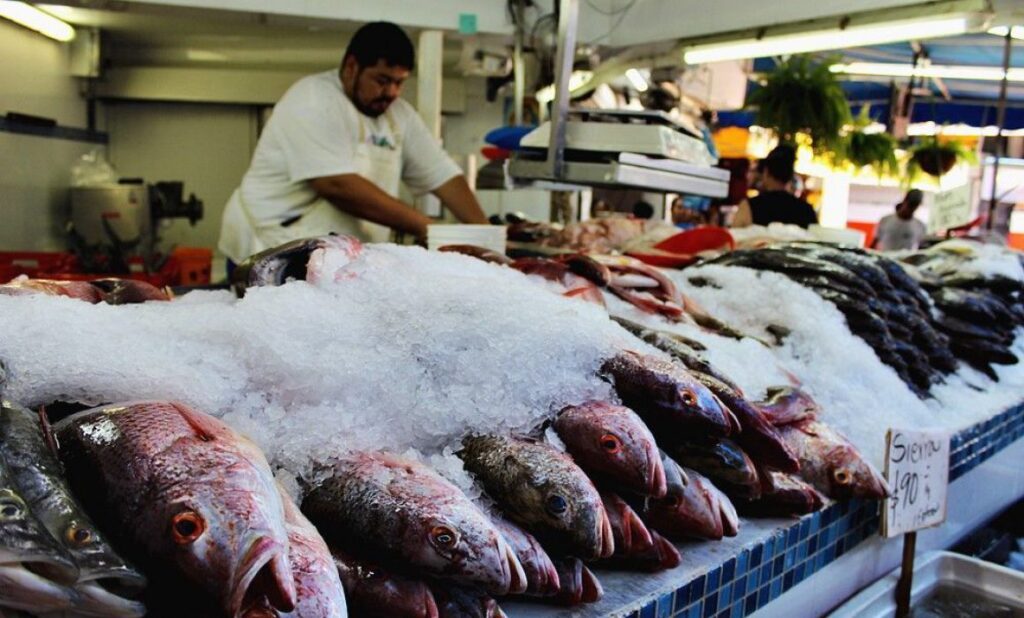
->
508, 402, 1024, 618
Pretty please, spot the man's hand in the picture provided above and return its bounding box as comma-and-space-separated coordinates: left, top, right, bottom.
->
432, 176, 488, 225
310, 174, 433, 238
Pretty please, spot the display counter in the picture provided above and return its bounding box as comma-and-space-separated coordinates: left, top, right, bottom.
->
509, 402, 1024, 618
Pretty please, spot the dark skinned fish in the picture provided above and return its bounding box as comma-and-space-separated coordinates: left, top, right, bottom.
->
612, 317, 740, 391
489, 515, 559, 597
437, 244, 513, 266
0, 402, 146, 603
0, 453, 78, 613
433, 585, 506, 618
54, 401, 296, 618
333, 550, 439, 618
231, 235, 363, 296
601, 350, 738, 438
737, 472, 825, 517
554, 401, 666, 497
302, 451, 525, 595
668, 438, 761, 501
89, 279, 172, 305
458, 435, 614, 561
775, 419, 888, 500
641, 454, 738, 541
753, 386, 821, 426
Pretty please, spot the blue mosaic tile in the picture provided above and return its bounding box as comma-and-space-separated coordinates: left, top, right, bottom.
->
759, 563, 771, 583
731, 602, 745, 618
787, 527, 799, 546
808, 535, 819, 554
692, 575, 706, 599
745, 592, 758, 614
641, 601, 657, 618
706, 567, 721, 593
736, 550, 748, 576
722, 559, 735, 584
625, 611, 640, 618
750, 544, 763, 567
715, 610, 730, 618
772, 554, 784, 576
657, 593, 674, 618
770, 577, 782, 599
685, 604, 701, 618
702, 594, 718, 617
675, 583, 693, 610
794, 562, 806, 583
717, 585, 731, 608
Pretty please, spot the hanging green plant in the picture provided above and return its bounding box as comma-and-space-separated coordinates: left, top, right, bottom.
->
906, 135, 977, 178
746, 54, 851, 154
837, 105, 899, 177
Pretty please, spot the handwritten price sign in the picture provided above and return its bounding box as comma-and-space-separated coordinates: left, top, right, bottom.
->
881, 428, 950, 538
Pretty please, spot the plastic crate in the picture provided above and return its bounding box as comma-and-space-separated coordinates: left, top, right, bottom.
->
0, 251, 180, 288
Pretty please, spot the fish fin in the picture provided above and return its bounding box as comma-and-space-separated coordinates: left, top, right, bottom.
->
169, 401, 227, 442
38, 405, 61, 458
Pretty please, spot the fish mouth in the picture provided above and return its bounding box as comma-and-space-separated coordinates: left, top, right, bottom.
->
533, 555, 561, 597
71, 581, 147, 618
646, 446, 668, 498
622, 505, 654, 553
598, 506, 615, 560
77, 564, 148, 595
494, 538, 527, 596
0, 563, 77, 613
0, 550, 79, 586
230, 537, 296, 616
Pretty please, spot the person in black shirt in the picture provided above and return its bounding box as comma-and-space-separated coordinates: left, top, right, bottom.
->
733, 145, 818, 229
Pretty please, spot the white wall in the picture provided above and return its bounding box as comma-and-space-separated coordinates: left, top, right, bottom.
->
103, 102, 256, 252
0, 19, 92, 251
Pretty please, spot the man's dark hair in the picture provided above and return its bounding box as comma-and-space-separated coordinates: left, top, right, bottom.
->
764, 144, 796, 184
632, 201, 655, 219
904, 189, 924, 208
343, 22, 415, 70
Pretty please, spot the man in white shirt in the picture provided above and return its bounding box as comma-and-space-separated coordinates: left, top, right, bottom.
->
872, 189, 927, 251
219, 21, 487, 265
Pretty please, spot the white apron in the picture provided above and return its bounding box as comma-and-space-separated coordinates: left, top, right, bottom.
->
223, 110, 403, 260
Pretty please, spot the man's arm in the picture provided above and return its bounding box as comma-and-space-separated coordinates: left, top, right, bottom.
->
732, 199, 753, 227
310, 174, 433, 239
431, 175, 488, 224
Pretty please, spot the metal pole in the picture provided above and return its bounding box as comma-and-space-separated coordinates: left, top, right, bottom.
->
512, 0, 525, 126
987, 30, 1012, 232
546, 0, 579, 180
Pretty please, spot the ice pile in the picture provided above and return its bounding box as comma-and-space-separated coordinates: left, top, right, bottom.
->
0, 244, 633, 481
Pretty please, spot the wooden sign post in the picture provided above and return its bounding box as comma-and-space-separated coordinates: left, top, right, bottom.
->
882, 428, 951, 617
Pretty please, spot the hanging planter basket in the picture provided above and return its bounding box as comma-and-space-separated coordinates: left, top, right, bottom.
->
912, 148, 958, 177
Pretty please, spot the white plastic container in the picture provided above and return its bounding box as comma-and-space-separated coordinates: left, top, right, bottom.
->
427, 224, 507, 254
828, 551, 1024, 617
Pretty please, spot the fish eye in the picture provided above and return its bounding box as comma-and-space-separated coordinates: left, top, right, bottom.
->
599, 433, 622, 454
664, 494, 681, 509
65, 522, 93, 546
0, 495, 24, 520
171, 510, 206, 544
681, 390, 697, 407
429, 525, 459, 550
833, 469, 852, 485
545, 494, 568, 515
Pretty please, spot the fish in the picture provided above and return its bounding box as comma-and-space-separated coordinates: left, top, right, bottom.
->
594, 256, 686, 320
510, 258, 606, 307
88, 279, 172, 305
275, 485, 347, 618
557, 254, 612, 287
231, 235, 363, 296
640, 454, 738, 541
0, 454, 79, 613
433, 585, 506, 618
0, 277, 104, 303
550, 558, 603, 606
667, 438, 761, 501
54, 400, 296, 617
599, 491, 653, 555
489, 515, 559, 597
687, 372, 799, 473
753, 386, 820, 426
334, 550, 439, 618
612, 317, 740, 391
437, 245, 512, 266
600, 350, 738, 438
0, 402, 148, 618
738, 472, 825, 517
553, 401, 666, 497
601, 530, 681, 573
302, 451, 525, 595
775, 420, 888, 500
458, 435, 613, 561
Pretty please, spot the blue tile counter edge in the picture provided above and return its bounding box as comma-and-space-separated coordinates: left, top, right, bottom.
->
624, 401, 1024, 618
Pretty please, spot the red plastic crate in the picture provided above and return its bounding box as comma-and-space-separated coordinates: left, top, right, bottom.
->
0, 251, 184, 288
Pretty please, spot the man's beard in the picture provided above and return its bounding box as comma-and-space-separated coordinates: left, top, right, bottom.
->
354, 95, 395, 118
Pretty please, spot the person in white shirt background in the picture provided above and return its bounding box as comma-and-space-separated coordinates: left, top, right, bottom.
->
871, 189, 927, 251
219, 21, 487, 270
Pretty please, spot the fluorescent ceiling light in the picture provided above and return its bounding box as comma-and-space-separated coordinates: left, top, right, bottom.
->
624, 68, 649, 92
988, 26, 1024, 40
684, 16, 969, 64
830, 61, 1024, 82
0, 1, 75, 41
